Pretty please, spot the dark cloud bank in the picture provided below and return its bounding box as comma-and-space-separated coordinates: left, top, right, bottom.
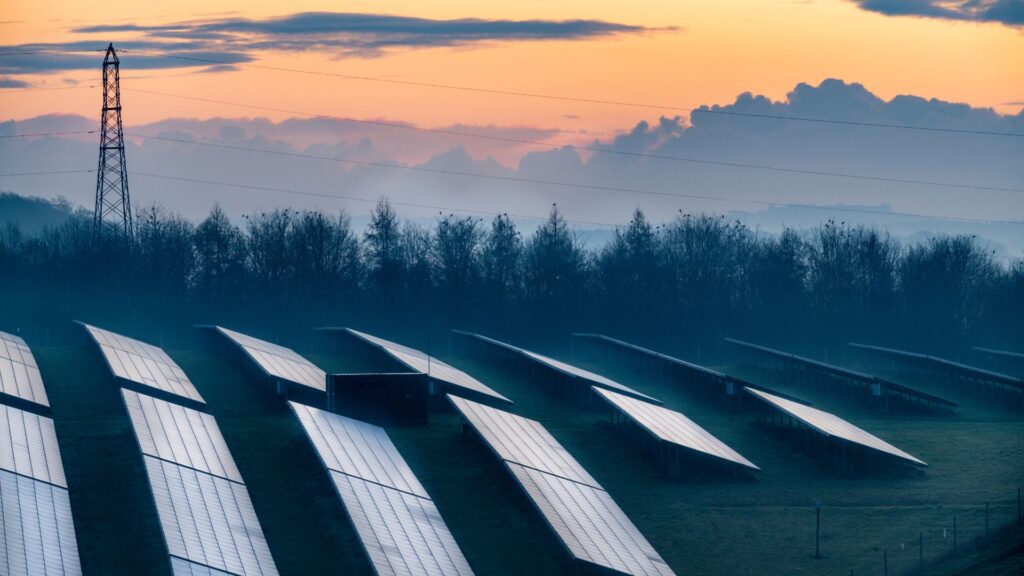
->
0, 12, 661, 74
851, 0, 1024, 27
2, 79, 1022, 257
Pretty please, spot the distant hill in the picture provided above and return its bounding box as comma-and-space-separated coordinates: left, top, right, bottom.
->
0, 191, 74, 235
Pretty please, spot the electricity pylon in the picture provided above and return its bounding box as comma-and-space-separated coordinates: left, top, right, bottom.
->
93, 43, 133, 239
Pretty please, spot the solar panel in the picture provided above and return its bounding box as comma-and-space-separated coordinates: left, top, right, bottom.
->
456, 331, 661, 405
344, 328, 512, 405
80, 323, 204, 404
330, 471, 474, 576
144, 456, 278, 576
0, 469, 81, 576
122, 389, 243, 483
744, 388, 927, 467
170, 558, 237, 576
448, 395, 672, 575
0, 404, 67, 488
216, 327, 326, 392
290, 402, 427, 498
448, 395, 599, 487
593, 387, 759, 471
289, 402, 474, 576
0, 330, 49, 407
507, 463, 674, 576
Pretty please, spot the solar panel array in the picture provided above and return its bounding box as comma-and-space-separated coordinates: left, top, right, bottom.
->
145, 456, 277, 576
744, 387, 927, 467
120, 386, 277, 575
449, 395, 674, 576
851, 342, 1024, 389
0, 469, 81, 576
456, 331, 661, 405
0, 403, 67, 488
0, 336, 81, 575
123, 390, 243, 483
0, 330, 49, 407
290, 402, 473, 576
447, 394, 598, 487
216, 327, 326, 392
593, 387, 759, 471
344, 328, 512, 405
81, 323, 204, 404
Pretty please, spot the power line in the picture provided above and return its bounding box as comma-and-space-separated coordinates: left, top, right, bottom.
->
0, 131, 95, 139
117, 48, 1024, 138
129, 88, 1024, 194
0, 169, 95, 176
0, 84, 97, 93
1, 165, 1019, 225
120, 134, 1024, 224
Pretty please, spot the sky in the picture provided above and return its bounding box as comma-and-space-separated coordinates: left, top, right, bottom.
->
1, 1, 1022, 253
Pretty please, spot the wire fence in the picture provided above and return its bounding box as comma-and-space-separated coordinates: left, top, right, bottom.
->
847, 490, 1022, 575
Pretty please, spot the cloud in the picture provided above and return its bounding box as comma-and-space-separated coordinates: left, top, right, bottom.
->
850, 0, 1024, 27
1, 12, 662, 75
1, 79, 1021, 255
0, 76, 30, 88
0, 40, 253, 74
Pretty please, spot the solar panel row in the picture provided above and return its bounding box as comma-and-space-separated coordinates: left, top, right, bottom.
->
447, 394, 598, 487
0, 331, 49, 408
0, 403, 67, 488
145, 456, 277, 576
851, 342, 1024, 389
0, 332, 81, 576
97, 336, 280, 576
0, 469, 81, 576
593, 387, 759, 471
449, 395, 674, 576
744, 387, 926, 467
290, 402, 473, 576
123, 389, 243, 483
454, 331, 662, 405
81, 323, 204, 404
216, 327, 326, 392
342, 328, 512, 405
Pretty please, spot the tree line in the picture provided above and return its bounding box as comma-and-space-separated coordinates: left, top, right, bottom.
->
0, 198, 1020, 355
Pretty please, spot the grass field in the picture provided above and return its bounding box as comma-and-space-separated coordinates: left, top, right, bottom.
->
30, 327, 1024, 576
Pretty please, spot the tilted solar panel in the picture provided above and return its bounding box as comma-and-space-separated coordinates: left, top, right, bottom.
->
448, 394, 598, 487
0, 330, 49, 407
122, 389, 243, 483
291, 402, 427, 498
0, 404, 67, 488
289, 402, 474, 575
80, 323, 204, 404
0, 469, 81, 576
345, 328, 511, 405
745, 387, 926, 467
508, 463, 674, 576
457, 331, 661, 404
593, 387, 759, 471
330, 472, 474, 576
144, 456, 278, 576
449, 394, 674, 575
216, 327, 326, 392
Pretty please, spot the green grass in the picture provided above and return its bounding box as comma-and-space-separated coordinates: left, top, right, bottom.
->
32, 331, 1024, 576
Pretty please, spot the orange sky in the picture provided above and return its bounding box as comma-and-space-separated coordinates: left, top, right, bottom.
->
1, 0, 1022, 136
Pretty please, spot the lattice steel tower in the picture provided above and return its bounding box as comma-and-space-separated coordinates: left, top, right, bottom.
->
93, 43, 133, 238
